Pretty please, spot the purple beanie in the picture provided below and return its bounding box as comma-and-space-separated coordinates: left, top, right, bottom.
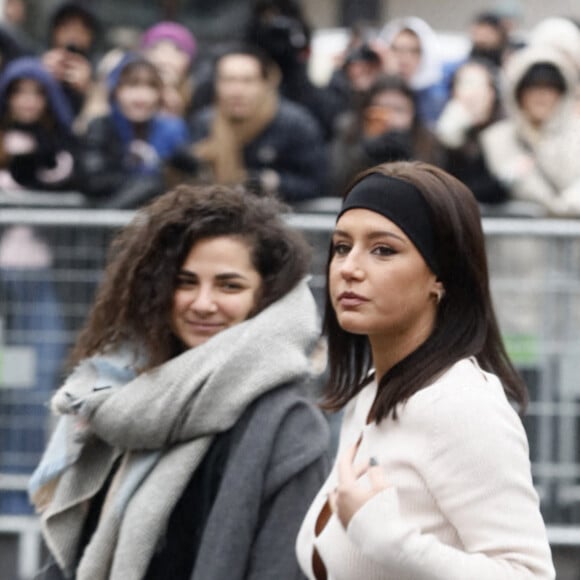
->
141, 21, 196, 59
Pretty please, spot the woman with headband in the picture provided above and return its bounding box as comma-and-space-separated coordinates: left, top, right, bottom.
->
296, 161, 555, 579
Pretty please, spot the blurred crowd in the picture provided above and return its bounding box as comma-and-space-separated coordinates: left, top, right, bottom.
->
2, 0, 580, 517
0, 0, 579, 216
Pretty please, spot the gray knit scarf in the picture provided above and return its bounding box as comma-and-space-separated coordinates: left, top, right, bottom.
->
29, 278, 320, 580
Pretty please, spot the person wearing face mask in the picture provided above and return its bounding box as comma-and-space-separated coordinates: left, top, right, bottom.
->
28, 184, 330, 580
77, 54, 193, 209
330, 74, 444, 194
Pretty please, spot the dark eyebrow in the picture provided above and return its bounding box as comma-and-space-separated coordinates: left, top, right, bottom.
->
215, 272, 249, 281
177, 270, 249, 281
333, 228, 407, 243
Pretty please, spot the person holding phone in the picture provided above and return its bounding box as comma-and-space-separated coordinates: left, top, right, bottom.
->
436, 57, 509, 206
41, 1, 100, 117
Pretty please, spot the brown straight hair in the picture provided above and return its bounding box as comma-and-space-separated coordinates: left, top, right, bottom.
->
322, 161, 527, 422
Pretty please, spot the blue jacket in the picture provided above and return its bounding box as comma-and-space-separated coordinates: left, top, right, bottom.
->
78, 54, 191, 208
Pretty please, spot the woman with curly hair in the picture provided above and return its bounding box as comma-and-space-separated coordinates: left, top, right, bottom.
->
29, 184, 330, 580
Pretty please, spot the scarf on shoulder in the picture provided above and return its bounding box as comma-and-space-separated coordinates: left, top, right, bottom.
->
29, 278, 320, 580
193, 82, 279, 185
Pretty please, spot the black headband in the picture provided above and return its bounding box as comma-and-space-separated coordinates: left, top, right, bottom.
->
338, 172, 440, 276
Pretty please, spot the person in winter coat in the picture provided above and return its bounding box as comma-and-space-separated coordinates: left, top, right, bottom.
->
29, 184, 330, 580
243, 0, 343, 142
0, 56, 78, 191
330, 74, 444, 194
437, 57, 509, 206
41, 1, 101, 118
326, 40, 385, 118
0, 56, 75, 514
379, 17, 458, 127
296, 161, 555, 580
188, 45, 328, 203
528, 16, 580, 75
480, 44, 580, 216
77, 54, 192, 209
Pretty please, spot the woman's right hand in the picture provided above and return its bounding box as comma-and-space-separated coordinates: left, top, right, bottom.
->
329, 441, 390, 529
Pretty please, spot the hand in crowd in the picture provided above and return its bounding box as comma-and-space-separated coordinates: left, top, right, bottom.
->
453, 70, 495, 126
42, 48, 92, 94
3, 130, 37, 155
37, 151, 75, 184
128, 139, 161, 169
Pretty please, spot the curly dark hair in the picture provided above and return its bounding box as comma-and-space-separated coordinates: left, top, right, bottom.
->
69, 184, 311, 369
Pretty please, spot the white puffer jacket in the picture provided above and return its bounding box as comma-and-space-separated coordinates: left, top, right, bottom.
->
480, 45, 580, 216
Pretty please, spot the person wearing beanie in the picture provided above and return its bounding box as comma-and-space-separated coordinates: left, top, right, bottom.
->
330, 74, 444, 195
480, 45, 580, 216
514, 62, 567, 104
141, 21, 197, 117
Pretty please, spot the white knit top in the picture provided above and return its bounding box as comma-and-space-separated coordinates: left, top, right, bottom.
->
296, 358, 555, 580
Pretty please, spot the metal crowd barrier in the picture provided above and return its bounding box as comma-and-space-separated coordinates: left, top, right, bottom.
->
1, 206, 580, 577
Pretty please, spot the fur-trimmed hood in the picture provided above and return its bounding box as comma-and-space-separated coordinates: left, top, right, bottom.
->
501, 44, 578, 137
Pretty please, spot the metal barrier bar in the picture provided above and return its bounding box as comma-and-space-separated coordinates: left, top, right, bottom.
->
3, 207, 580, 235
